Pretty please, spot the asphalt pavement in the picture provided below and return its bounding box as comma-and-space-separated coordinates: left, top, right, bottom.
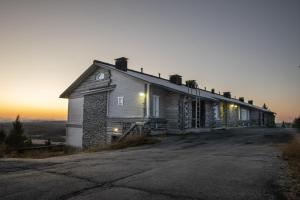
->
0, 128, 296, 200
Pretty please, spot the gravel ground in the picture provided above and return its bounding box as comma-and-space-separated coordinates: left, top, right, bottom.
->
0, 128, 296, 200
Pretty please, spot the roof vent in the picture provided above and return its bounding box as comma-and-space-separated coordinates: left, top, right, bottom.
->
169, 74, 182, 85
211, 88, 215, 93
223, 92, 231, 98
248, 100, 253, 105
115, 57, 128, 71
239, 97, 244, 102
186, 80, 198, 89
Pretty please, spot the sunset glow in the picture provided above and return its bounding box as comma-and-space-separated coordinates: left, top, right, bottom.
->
0, 0, 299, 122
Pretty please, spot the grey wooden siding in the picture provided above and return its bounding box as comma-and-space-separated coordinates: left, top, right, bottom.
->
108, 70, 146, 118
165, 93, 180, 130
67, 97, 84, 125
69, 68, 111, 98
150, 85, 168, 118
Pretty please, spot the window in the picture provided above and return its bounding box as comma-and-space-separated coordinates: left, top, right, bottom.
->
117, 96, 124, 106
214, 105, 220, 120
96, 73, 105, 81
241, 108, 249, 120
152, 95, 159, 118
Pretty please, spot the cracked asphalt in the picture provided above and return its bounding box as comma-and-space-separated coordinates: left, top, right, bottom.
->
0, 128, 296, 200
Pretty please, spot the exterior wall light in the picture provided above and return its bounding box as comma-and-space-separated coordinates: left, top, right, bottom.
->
139, 92, 145, 97
113, 128, 119, 132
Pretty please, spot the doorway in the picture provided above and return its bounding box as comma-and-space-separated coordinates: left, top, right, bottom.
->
200, 101, 206, 127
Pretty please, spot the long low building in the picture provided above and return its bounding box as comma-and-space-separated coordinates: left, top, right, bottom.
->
60, 57, 275, 148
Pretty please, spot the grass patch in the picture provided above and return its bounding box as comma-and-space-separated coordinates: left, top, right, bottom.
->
0, 135, 159, 158
87, 135, 160, 152
282, 136, 300, 178
281, 135, 300, 199
0, 144, 80, 159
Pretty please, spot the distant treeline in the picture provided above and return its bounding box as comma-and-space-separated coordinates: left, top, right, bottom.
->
0, 121, 66, 142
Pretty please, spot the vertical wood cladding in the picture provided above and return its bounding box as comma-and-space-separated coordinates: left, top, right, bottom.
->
70, 68, 111, 98
83, 92, 107, 148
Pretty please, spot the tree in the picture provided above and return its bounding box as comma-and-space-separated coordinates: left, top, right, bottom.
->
281, 121, 286, 128
293, 116, 300, 129
262, 103, 268, 110
5, 115, 27, 148
0, 129, 6, 144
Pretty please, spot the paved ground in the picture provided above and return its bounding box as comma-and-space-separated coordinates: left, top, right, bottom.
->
0, 128, 297, 200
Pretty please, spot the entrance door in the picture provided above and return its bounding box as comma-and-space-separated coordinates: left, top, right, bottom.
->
200, 101, 206, 127
152, 95, 159, 118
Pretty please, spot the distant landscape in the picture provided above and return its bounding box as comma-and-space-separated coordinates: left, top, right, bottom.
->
0, 121, 66, 143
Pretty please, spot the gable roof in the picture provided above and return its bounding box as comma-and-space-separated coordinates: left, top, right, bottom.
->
60, 59, 274, 114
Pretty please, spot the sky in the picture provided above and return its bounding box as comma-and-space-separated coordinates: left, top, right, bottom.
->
0, 0, 299, 122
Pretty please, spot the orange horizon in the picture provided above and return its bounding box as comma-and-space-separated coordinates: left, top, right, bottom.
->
0, 104, 298, 123
0, 104, 67, 121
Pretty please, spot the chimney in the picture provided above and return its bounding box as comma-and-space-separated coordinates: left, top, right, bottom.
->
186, 80, 198, 89
115, 57, 128, 71
141, 68, 143, 73
239, 97, 244, 102
211, 88, 215, 93
223, 92, 231, 98
169, 74, 182, 85
248, 100, 253, 105
158, 73, 161, 78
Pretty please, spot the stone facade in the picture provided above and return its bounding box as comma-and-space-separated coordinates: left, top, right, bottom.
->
82, 92, 108, 148
205, 101, 214, 127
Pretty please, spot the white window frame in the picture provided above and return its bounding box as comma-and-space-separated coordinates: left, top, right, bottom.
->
95, 72, 105, 81
117, 96, 124, 106
152, 95, 160, 118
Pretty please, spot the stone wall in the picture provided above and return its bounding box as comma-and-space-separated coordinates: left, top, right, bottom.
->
82, 92, 108, 148
220, 101, 228, 126
205, 101, 214, 128
227, 105, 239, 127
178, 95, 193, 129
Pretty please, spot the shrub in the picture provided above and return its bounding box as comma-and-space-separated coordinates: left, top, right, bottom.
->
5, 115, 27, 149
281, 136, 300, 199
282, 136, 300, 162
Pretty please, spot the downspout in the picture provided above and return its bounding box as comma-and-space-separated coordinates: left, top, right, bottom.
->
146, 83, 150, 119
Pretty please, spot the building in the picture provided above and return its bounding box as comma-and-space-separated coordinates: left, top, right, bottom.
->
60, 57, 275, 148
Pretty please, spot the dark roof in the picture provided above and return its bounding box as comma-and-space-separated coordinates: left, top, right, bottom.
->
59, 59, 275, 114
